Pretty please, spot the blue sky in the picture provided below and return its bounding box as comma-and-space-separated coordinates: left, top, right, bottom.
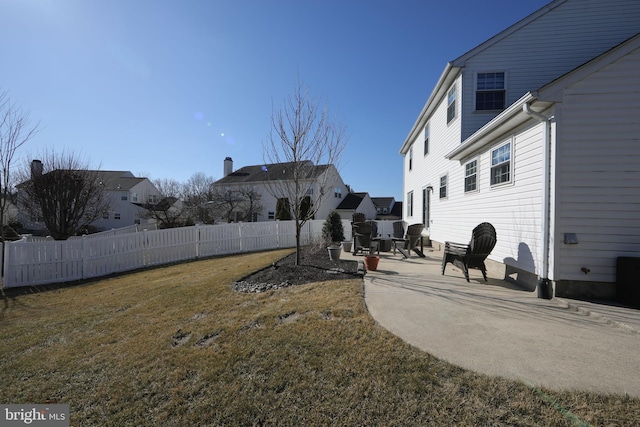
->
1, 0, 550, 200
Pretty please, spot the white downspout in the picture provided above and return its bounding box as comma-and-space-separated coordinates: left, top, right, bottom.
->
523, 102, 553, 299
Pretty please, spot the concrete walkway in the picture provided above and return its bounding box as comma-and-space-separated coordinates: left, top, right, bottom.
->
363, 248, 640, 397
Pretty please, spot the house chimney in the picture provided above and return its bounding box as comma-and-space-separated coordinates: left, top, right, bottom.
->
224, 157, 233, 177
30, 159, 43, 178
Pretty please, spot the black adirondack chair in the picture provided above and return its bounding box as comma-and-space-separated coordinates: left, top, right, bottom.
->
392, 223, 426, 258
352, 222, 376, 255
442, 222, 497, 282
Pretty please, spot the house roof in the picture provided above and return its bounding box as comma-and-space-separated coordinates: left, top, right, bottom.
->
446, 32, 640, 161
18, 169, 147, 192
390, 201, 403, 218
371, 197, 395, 209
400, 0, 566, 155
336, 192, 367, 210
95, 171, 147, 191
214, 161, 331, 185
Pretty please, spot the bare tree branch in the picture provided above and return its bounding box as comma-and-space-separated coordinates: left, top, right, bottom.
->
19, 150, 110, 240
262, 76, 347, 264
0, 91, 39, 238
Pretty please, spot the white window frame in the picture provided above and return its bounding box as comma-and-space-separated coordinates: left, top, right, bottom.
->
464, 158, 479, 193
439, 174, 448, 199
490, 140, 513, 187
423, 123, 429, 156
475, 71, 506, 111
407, 191, 413, 217
447, 86, 457, 124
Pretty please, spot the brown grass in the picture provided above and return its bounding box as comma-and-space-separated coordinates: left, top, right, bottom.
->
1, 249, 638, 426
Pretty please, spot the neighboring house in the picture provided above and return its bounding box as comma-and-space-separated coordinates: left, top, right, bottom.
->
0, 196, 18, 226
18, 170, 160, 233
371, 197, 402, 220
93, 171, 160, 230
400, 0, 640, 300
211, 157, 350, 223
335, 192, 378, 221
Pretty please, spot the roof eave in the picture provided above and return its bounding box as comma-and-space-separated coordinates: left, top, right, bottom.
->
445, 93, 554, 161
400, 63, 461, 155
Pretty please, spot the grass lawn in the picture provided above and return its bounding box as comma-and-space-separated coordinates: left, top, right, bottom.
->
1, 249, 638, 426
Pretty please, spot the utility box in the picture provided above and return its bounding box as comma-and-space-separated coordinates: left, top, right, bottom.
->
616, 257, 640, 308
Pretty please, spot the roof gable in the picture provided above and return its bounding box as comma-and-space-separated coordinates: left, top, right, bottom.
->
451, 0, 564, 67
336, 192, 366, 210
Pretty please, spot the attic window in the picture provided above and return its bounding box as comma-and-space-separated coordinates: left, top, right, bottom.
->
476, 72, 505, 110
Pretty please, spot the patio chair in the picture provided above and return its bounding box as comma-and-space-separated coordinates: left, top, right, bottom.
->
393, 223, 425, 258
352, 222, 377, 255
442, 222, 497, 282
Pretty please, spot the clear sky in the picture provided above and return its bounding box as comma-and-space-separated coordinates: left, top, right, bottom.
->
1, 0, 550, 200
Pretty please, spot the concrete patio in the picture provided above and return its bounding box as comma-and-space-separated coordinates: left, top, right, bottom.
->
363, 247, 640, 397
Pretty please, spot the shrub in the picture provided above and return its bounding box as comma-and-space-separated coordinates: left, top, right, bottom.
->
322, 210, 345, 245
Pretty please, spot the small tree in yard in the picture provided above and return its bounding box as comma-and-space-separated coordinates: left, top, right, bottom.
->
322, 210, 344, 246
263, 76, 347, 265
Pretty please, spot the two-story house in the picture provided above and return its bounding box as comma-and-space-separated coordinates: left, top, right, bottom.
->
401, 0, 640, 301
212, 157, 350, 223
92, 171, 160, 230
19, 167, 160, 233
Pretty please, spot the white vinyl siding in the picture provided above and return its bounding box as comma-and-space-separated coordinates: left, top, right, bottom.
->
429, 122, 544, 274
555, 46, 640, 283
402, 76, 462, 226
459, 0, 640, 140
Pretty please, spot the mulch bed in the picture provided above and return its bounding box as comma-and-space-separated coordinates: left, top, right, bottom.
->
232, 245, 362, 293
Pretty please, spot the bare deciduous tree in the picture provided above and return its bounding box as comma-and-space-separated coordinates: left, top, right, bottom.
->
208, 186, 263, 223
182, 172, 216, 224
143, 178, 188, 228
263, 77, 347, 265
0, 91, 39, 239
19, 151, 110, 240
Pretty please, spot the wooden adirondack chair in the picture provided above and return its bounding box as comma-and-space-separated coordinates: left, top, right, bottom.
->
442, 222, 497, 282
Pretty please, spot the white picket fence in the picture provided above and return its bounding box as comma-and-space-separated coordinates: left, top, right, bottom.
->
3, 219, 357, 289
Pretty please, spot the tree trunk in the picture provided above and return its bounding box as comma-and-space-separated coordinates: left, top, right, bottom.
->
295, 222, 302, 266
